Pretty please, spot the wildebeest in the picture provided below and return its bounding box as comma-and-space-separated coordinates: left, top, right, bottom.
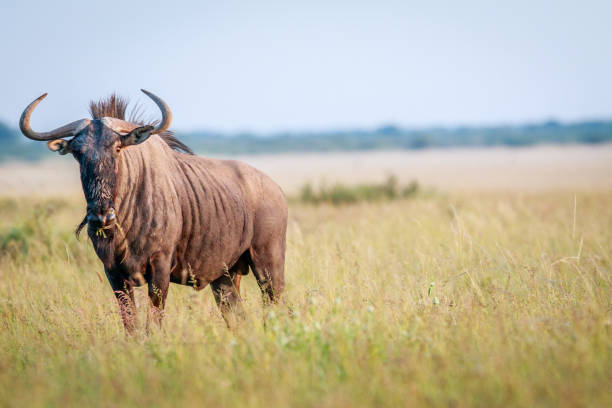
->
19, 90, 288, 331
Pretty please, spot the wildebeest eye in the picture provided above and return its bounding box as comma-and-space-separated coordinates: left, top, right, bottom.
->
115, 145, 121, 153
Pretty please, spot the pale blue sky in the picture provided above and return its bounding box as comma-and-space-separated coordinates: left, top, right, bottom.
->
1, 0, 611, 132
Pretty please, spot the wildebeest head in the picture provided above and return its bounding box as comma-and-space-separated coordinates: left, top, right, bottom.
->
19, 90, 181, 234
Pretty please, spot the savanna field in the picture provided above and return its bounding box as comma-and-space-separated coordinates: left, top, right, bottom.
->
4, 1, 612, 405
1, 182, 611, 407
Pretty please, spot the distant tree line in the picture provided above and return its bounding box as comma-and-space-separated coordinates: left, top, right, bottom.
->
0, 121, 46, 161
179, 120, 612, 154
1, 118, 611, 161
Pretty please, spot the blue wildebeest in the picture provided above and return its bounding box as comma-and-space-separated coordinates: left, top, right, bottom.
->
19, 90, 288, 331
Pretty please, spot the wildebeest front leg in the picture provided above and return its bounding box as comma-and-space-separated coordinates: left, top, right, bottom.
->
105, 268, 137, 334
147, 254, 171, 329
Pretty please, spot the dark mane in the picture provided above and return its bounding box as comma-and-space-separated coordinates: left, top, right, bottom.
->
89, 94, 193, 155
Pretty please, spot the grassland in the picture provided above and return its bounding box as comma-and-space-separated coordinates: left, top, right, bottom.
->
0, 189, 611, 407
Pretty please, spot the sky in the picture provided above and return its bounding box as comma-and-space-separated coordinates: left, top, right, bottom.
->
1, 0, 611, 132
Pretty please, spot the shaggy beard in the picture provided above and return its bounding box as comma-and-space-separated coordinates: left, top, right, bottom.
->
88, 226, 116, 268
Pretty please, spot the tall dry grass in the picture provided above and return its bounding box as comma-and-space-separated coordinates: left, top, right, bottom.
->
0, 192, 611, 407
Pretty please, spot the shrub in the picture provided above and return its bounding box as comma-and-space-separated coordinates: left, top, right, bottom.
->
298, 175, 420, 205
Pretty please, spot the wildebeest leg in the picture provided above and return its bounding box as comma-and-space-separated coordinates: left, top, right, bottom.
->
210, 264, 245, 328
105, 268, 137, 334
249, 242, 286, 304
147, 254, 171, 329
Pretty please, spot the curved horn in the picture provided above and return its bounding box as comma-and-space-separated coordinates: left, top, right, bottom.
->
20, 93, 90, 141
141, 89, 172, 134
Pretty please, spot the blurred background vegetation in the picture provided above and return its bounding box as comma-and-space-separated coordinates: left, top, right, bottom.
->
2, 118, 612, 161
297, 175, 421, 205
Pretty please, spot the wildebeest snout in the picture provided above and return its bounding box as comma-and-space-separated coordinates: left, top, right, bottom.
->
88, 208, 116, 228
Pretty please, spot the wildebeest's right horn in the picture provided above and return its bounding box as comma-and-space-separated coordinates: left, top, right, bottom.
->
20, 93, 90, 141
141, 89, 172, 134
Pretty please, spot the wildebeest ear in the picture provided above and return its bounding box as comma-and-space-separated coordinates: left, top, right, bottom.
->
121, 125, 155, 146
47, 139, 71, 155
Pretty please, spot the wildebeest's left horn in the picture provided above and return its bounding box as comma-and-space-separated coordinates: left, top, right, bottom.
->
141, 89, 172, 134
20, 93, 90, 141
